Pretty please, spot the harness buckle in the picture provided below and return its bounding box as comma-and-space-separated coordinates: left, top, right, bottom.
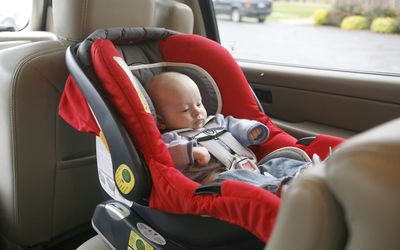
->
230, 156, 260, 173
193, 127, 226, 142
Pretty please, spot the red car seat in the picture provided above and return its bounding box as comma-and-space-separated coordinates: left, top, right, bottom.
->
59, 27, 344, 249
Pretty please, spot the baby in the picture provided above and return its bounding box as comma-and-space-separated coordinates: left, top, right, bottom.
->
146, 71, 311, 194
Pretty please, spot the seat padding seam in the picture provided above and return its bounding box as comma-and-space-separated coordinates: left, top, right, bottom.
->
9, 44, 67, 230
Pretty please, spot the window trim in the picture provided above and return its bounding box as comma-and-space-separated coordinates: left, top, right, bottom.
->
198, 0, 220, 43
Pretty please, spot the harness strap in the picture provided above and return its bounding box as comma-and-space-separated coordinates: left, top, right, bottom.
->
217, 132, 256, 160
179, 116, 257, 171
198, 139, 235, 168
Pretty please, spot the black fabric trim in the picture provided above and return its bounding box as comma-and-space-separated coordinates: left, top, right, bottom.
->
77, 27, 177, 69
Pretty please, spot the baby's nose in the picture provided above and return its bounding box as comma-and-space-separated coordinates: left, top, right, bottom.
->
192, 107, 200, 117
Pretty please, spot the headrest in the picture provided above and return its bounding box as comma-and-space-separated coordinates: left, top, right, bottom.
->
155, 0, 194, 34
77, 27, 221, 116
52, 0, 194, 43
52, 0, 155, 42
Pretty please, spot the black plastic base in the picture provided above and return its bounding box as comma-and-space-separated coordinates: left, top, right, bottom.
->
92, 201, 184, 250
92, 200, 264, 250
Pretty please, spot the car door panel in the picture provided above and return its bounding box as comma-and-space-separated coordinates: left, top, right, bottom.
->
241, 62, 400, 139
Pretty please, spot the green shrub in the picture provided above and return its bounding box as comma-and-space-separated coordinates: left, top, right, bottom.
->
370, 17, 399, 33
341, 15, 369, 30
314, 9, 330, 25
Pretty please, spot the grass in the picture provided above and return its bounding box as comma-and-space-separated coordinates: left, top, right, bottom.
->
268, 2, 331, 22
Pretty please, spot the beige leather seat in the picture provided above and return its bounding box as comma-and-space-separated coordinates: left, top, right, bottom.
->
266, 118, 400, 250
0, 32, 57, 50
0, 0, 192, 248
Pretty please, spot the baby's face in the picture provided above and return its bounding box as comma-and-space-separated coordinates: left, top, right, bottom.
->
152, 74, 207, 130
157, 80, 207, 130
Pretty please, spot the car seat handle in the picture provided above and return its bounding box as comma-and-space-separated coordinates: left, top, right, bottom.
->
194, 183, 222, 195
296, 136, 316, 146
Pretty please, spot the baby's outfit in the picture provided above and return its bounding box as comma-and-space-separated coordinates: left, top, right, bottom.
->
162, 114, 311, 194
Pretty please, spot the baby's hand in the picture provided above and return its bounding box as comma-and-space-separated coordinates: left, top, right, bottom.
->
192, 146, 210, 165
249, 126, 263, 141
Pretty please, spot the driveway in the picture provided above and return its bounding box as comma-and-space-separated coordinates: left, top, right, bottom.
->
217, 19, 400, 74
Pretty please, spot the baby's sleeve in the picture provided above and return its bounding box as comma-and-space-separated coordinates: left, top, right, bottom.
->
222, 115, 269, 147
162, 132, 196, 170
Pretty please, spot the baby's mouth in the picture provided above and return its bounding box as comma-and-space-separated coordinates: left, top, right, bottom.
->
194, 119, 204, 128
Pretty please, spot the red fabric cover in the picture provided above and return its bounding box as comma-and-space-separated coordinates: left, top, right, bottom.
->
58, 34, 344, 243
298, 134, 343, 159
158, 34, 344, 160
89, 39, 279, 242
59, 75, 100, 135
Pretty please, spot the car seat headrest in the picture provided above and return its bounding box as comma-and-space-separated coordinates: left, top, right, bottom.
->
78, 27, 222, 117
129, 63, 221, 116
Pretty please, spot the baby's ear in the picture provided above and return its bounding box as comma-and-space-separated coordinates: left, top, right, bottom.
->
156, 114, 167, 130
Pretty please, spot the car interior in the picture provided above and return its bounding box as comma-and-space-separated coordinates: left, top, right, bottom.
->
0, 0, 399, 249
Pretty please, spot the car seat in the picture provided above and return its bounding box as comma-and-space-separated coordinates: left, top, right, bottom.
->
59, 27, 344, 249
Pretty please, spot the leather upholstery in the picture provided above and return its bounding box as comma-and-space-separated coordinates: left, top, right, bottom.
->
77, 235, 111, 250
266, 118, 400, 250
52, 0, 156, 42
52, 0, 194, 43
0, 30, 102, 248
0, 31, 57, 42
0, 0, 192, 247
0, 32, 57, 50
265, 167, 347, 250
155, 0, 194, 34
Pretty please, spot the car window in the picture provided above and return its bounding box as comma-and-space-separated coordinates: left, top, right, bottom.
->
213, 0, 400, 75
0, 0, 31, 32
